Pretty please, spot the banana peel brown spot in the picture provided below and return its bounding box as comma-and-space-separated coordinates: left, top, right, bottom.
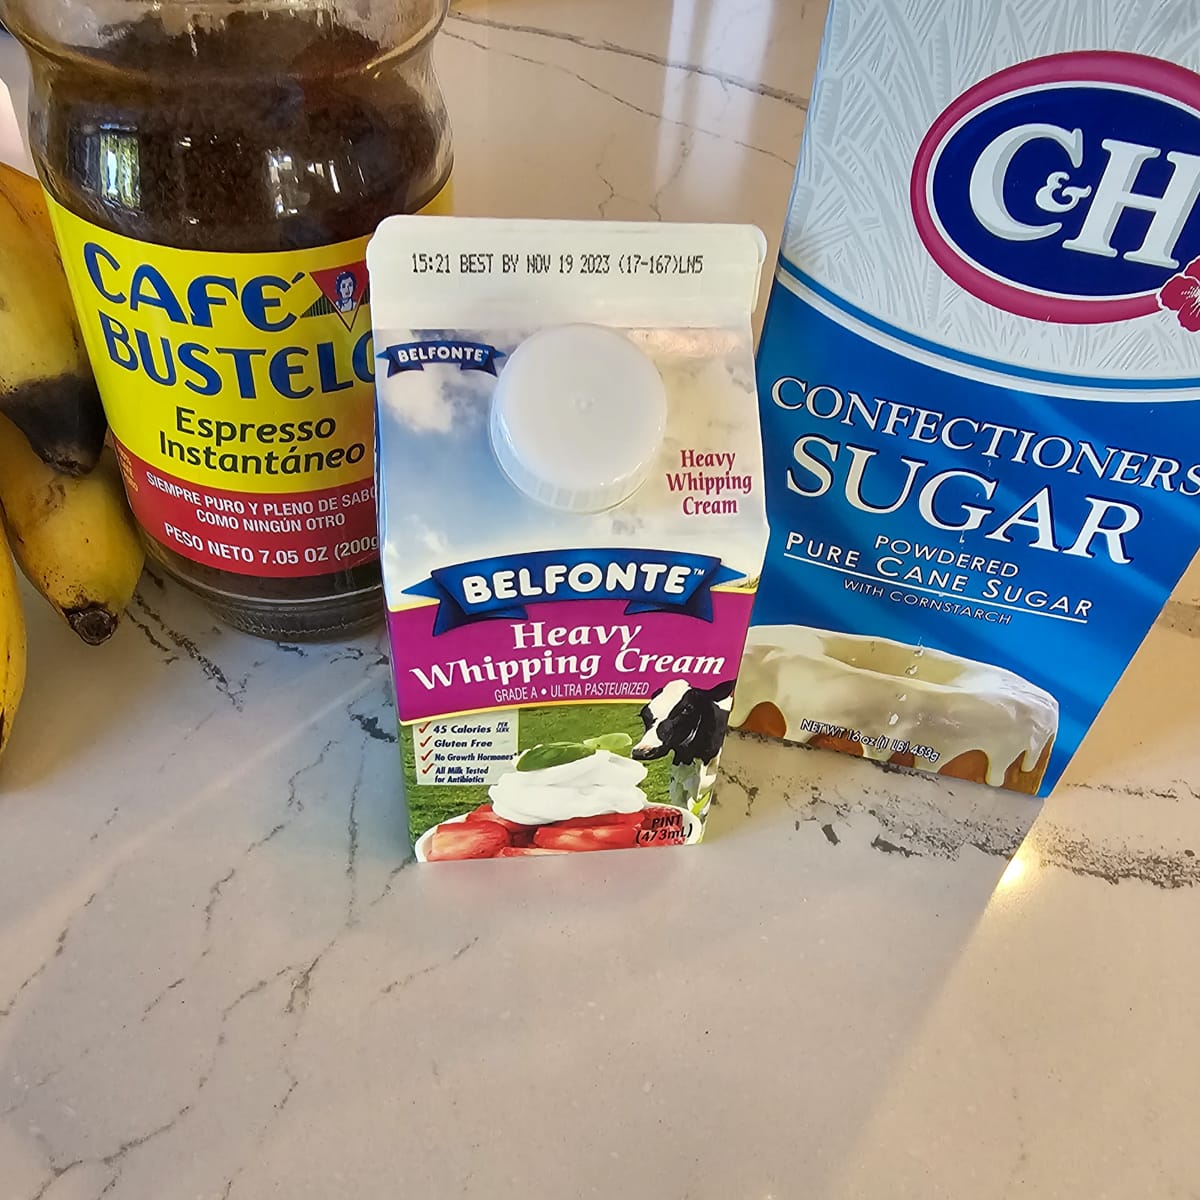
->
0, 373, 107, 476
25, 481, 68, 534
66, 604, 119, 646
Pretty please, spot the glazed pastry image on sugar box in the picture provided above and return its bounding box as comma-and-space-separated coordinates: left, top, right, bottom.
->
367, 218, 768, 861
733, 627, 1058, 793
746, 0, 1200, 797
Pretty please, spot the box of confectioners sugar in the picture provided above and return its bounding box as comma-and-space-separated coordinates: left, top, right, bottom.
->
369, 218, 768, 861
739, 0, 1200, 796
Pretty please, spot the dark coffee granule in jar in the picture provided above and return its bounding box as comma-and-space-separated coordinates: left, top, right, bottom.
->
36, 10, 448, 613
39, 10, 445, 251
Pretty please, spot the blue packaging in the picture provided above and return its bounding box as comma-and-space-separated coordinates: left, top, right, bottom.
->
738, 0, 1200, 795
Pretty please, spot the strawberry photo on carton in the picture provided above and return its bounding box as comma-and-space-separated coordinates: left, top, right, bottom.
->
548, 811, 646, 831
463, 803, 526, 833
425, 822, 510, 862
412, 744, 707, 861
533, 824, 641, 853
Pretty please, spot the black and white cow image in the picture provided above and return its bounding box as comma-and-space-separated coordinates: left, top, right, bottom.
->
633, 680, 736, 812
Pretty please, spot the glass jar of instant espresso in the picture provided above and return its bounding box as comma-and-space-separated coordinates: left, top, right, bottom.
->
2, 0, 452, 638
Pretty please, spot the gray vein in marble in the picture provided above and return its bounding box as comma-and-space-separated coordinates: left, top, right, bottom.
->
215, 966, 318, 1200
1071, 779, 1200, 802
128, 591, 244, 711
274, 1076, 299, 1115
726, 739, 1200, 887
370, 859, 415, 908
446, 11, 810, 108
88, 806, 121, 843
379, 936, 480, 998
219, 1066, 301, 1200
328, 645, 371, 663
140, 976, 187, 1020
443, 29, 796, 171
1033, 825, 1200, 889
872, 835, 920, 858
204, 869, 237, 936
996, 1083, 1033, 1200
1159, 599, 1200, 637
122, 608, 179, 664
444, 28, 680, 127
1, 892, 96, 1020
350, 712, 397, 744
723, 769, 760, 818
130, 739, 339, 1030
26, 967, 287, 1200
29, 1160, 116, 1200
285, 941, 334, 1017
841, 788, 1022, 859
345, 755, 366, 923
196, 741, 336, 953
285, 739, 335, 815
130, 972, 296, 1186
246, 821, 289, 853
650, 127, 697, 222
722, 738, 1033, 861
594, 134, 623, 218
233, 967, 298, 1016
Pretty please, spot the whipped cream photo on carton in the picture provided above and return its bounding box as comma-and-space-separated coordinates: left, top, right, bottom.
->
368, 218, 768, 861
742, 1, 1200, 797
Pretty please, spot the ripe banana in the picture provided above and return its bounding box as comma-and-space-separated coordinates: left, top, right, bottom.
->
0, 415, 144, 645
0, 161, 107, 477
0, 160, 53, 243
0, 514, 27, 758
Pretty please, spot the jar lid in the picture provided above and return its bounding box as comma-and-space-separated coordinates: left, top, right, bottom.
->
490, 324, 668, 513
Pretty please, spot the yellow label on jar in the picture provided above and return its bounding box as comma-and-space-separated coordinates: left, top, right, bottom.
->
47, 185, 448, 579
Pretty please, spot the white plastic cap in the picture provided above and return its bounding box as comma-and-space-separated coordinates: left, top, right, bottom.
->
490, 324, 668, 513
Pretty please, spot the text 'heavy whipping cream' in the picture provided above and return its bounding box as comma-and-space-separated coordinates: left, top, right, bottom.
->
368, 218, 768, 861
746, 0, 1200, 796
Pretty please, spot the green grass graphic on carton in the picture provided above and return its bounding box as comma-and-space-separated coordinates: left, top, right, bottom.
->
403, 703, 673, 840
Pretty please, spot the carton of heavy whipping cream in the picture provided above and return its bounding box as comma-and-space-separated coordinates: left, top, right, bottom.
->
368, 218, 768, 861
741, 1, 1200, 796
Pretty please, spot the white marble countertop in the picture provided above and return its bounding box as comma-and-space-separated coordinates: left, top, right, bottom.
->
3, 4, 1200, 1197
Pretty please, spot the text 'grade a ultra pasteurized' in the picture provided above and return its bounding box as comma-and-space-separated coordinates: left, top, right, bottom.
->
741, 0, 1200, 797
367, 218, 768, 862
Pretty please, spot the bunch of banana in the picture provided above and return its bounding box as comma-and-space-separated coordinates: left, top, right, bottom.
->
0, 161, 145, 760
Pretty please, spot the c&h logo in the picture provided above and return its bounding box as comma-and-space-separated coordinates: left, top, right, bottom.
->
912, 51, 1200, 326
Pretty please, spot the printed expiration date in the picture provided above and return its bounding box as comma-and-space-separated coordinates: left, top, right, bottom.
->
411, 250, 707, 278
